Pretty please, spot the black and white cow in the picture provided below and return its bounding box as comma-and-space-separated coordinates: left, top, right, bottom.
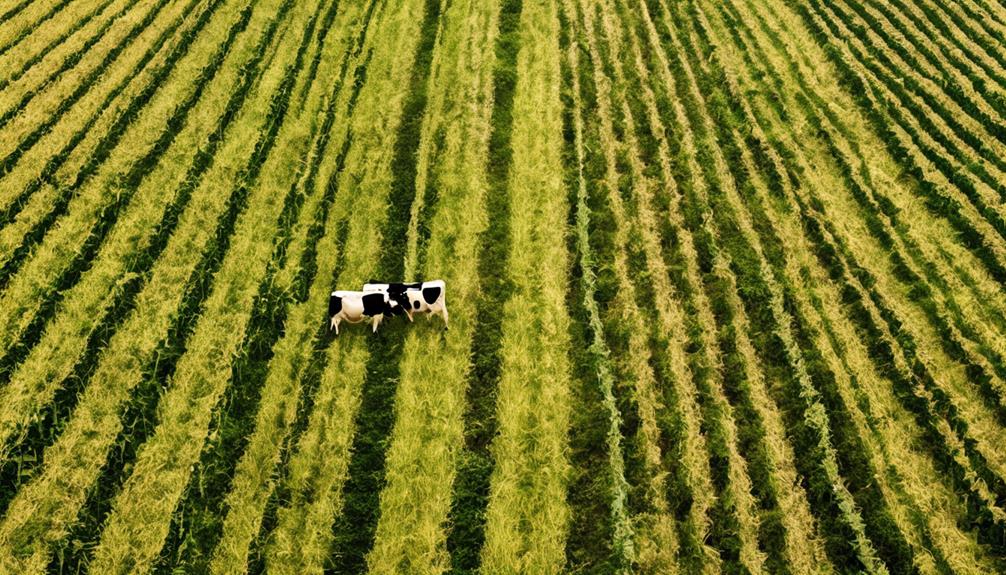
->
363, 279, 448, 328
328, 290, 411, 335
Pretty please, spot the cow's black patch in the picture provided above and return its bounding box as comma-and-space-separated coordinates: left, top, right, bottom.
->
422, 286, 441, 305
362, 293, 386, 316
413, 300, 421, 310
378, 281, 423, 294
329, 294, 342, 316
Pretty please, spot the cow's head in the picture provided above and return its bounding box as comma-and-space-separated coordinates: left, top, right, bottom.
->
388, 291, 413, 321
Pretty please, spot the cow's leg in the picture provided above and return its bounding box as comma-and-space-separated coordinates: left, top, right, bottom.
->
440, 302, 449, 329
372, 314, 382, 333
330, 316, 341, 335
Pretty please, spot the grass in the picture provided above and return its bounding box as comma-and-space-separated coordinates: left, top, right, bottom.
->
3, 0, 1006, 571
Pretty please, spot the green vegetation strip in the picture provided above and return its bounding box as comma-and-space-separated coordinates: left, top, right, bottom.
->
478, 1, 572, 572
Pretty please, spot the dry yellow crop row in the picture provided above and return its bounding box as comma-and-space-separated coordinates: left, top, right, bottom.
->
0, 0, 303, 570
85, 0, 340, 570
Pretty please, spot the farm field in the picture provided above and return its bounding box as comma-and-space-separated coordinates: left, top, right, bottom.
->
1, 0, 1006, 572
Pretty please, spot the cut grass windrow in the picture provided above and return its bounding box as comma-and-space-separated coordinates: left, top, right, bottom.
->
0, 0, 305, 569
600, 1, 770, 570
791, 0, 1006, 286
477, 0, 572, 572
0, 0, 227, 506
0, 0, 255, 457
0, 0, 166, 169
0, 0, 145, 214
254, 0, 429, 571
695, 3, 995, 570
0, 0, 33, 25
806, 0, 1006, 230
681, 6, 957, 570
578, 0, 717, 569
84, 1, 334, 570
738, 0, 1006, 514
0, 0, 221, 384
317, 1, 440, 572
364, 0, 501, 572
149, 6, 351, 571
619, 0, 831, 572
0, 0, 116, 91
0, 0, 224, 362
643, 0, 893, 571
0, 0, 216, 264
205, 4, 380, 574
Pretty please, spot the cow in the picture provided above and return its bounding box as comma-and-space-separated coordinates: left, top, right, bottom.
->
328, 289, 411, 335
363, 279, 448, 328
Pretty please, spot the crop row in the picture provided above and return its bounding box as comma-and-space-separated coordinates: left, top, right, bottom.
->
783, 0, 1006, 493
82, 0, 339, 570
202, 2, 380, 573
0, 0, 257, 463
700, 0, 1006, 566
0, 0, 306, 569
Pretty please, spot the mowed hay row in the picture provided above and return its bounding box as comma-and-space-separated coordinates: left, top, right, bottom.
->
1, 0, 1006, 572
